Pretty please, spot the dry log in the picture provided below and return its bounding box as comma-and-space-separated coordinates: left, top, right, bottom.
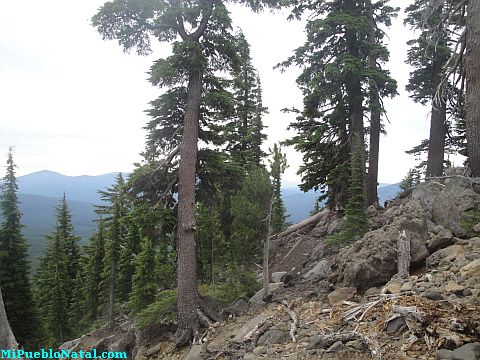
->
396, 230, 411, 278
282, 301, 298, 343
271, 210, 326, 239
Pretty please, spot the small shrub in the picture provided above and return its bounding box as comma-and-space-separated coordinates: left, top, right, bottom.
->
136, 290, 177, 329
200, 271, 261, 307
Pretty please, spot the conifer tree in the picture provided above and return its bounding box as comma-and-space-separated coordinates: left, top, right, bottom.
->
93, 0, 279, 345
405, 0, 451, 177
97, 174, 128, 330
130, 235, 156, 312
231, 167, 272, 267
35, 197, 78, 343
117, 218, 141, 303
0, 148, 38, 346
82, 220, 106, 324
281, 0, 396, 211
269, 144, 288, 234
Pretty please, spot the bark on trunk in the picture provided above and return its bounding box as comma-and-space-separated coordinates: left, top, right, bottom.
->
367, 10, 381, 206
426, 45, 447, 178
108, 259, 116, 330
174, 67, 203, 346
465, 0, 480, 177
0, 288, 18, 350
262, 194, 273, 300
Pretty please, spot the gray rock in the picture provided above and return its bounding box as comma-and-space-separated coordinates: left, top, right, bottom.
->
304, 260, 331, 279
327, 341, 344, 352
386, 317, 407, 334
249, 282, 283, 305
271, 271, 287, 283
243, 353, 255, 360
233, 314, 268, 342
327, 287, 356, 305
364, 287, 380, 296
452, 342, 480, 360
473, 224, 480, 233
186, 345, 203, 360
257, 329, 289, 345
433, 225, 446, 234
424, 291, 444, 301
223, 299, 249, 317
253, 346, 267, 355
346, 340, 364, 350
436, 349, 453, 360
429, 229, 454, 253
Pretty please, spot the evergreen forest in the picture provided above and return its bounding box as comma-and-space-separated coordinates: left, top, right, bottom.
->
0, 0, 479, 352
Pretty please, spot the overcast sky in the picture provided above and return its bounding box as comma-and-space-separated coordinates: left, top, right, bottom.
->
0, 0, 457, 185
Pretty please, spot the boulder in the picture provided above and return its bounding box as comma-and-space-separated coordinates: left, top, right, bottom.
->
249, 283, 283, 305
445, 281, 465, 294
330, 199, 429, 289
452, 342, 480, 360
413, 177, 480, 238
384, 282, 402, 294
233, 314, 268, 342
436, 349, 453, 360
257, 329, 289, 345
473, 224, 480, 233
186, 345, 204, 360
460, 259, 480, 279
429, 229, 454, 253
326, 341, 344, 352
386, 317, 407, 334
223, 299, 249, 317
303, 260, 331, 279
271, 271, 287, 283
327, 287, 356, 306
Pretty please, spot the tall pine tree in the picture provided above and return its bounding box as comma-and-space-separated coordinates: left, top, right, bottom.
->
35, 195, 80, 343
0, 148, 38, 346
269, 144, 288, 234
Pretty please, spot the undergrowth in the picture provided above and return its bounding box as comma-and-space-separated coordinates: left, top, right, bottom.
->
135, 271, 260, 329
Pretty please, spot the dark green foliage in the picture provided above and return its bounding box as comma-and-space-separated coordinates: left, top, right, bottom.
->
281, 0, 397, 209
269, 144, 288, 234
82, 220, 106, 324
0, 149, 38, 346
231, 167, 272, 267
130, 235, 156, 312
199, 270, 260, 307
35, 196, 80, 343
343, 152, 368, 237
136, 290, 177, 329
399, 169, 421, 194
117, 219, 141, 302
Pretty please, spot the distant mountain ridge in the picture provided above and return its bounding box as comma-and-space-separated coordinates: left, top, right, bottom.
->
17, 170, 127, 204
0, 171, 401, 264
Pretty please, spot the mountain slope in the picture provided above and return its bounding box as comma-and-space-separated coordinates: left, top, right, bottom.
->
17, 170, 125, 204
17, 194, 96, 266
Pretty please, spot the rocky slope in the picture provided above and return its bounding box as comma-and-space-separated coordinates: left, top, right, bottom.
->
62, 175, 480, 360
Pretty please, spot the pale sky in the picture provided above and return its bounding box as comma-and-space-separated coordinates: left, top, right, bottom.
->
0, 0, 457, 184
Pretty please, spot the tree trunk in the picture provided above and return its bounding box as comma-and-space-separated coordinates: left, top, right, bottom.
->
426, 102, 447, 178
108, 259, 116, 330
367, 9, 381, 207
262, 194, 273, 300
0, 288, 18, 350
426, 45, 447, 178
465, 0, 480, 177
174, 66, 203, 347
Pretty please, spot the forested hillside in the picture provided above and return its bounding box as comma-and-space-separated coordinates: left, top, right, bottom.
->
0, 0, 479, 358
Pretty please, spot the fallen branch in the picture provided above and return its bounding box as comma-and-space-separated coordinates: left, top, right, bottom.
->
272, 210, 327, 239
282, 300, 298, 343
